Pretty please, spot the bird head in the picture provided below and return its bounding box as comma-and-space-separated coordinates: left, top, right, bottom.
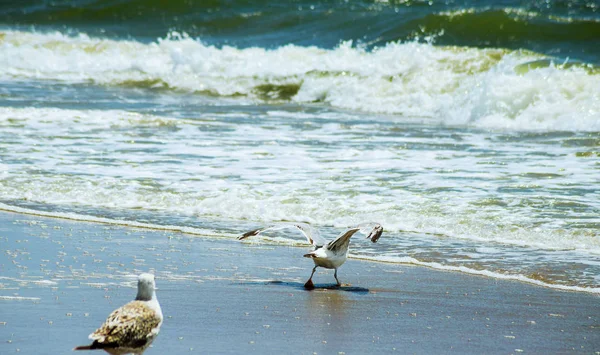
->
136, 273, 156, 301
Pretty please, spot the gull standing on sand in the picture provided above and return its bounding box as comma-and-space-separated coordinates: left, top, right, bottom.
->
239, 222, 383, 289
74, 273, 163, 355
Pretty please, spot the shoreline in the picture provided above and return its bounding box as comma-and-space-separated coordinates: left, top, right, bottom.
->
1, 203, 598, 295
0, 211, 599, 354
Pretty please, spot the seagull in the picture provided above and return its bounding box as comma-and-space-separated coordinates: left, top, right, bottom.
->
74, 273, 163, 355
239, 222, 383, 289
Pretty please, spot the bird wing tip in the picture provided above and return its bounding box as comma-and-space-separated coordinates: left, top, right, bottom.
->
239, 229, 261, 240
366, 225, 383, 243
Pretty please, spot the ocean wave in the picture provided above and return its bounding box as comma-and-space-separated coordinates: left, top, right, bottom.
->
2, 1, 599, 54
415, 7, 600, 42
1, 30, 598, 131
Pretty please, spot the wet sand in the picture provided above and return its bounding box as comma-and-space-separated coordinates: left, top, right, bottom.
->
0, 212, 598, 354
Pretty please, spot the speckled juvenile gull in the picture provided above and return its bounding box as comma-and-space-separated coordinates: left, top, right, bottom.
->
74, 273, 163, 355
239, 222, 383, 289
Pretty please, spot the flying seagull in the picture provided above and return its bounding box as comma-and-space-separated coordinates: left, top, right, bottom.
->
239, 222, 383, 289
74, 273, 163, 355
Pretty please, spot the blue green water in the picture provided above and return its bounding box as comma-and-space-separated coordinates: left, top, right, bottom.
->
2, 0, 600, 63
0, 0, 598, 292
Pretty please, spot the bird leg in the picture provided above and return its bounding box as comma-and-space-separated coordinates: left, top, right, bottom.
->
334, 269, 341, 287
304, 266, 318, 290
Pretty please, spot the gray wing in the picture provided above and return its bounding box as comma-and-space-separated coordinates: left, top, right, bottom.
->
325, 222, 383, 253
326, 227, 361, 252
238, 222, 326, 247
356, 222, 383, 243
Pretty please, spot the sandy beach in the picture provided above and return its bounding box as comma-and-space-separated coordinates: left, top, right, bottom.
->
0, 211, 597, 354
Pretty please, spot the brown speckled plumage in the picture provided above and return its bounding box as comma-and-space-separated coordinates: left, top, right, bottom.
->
75, 273, 162, 355
88, 301, 161, 350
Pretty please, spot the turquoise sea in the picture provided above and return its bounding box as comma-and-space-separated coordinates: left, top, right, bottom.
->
0, 0, 599, 292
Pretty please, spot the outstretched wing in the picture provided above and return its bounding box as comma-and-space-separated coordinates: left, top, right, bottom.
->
326, 228, 361, 253
325, 222, 383, 253
357, 222, 383, 243
238, 222, 326, 247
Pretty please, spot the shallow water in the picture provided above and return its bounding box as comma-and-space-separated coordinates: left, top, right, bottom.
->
0, 1, 599, 292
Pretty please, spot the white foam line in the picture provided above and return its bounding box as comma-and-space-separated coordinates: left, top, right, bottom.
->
31, 280, 58, 286
0, 202, 231, 238
0, 276, 58, 286
0, 296, 41, 301
354, 255, 600, 294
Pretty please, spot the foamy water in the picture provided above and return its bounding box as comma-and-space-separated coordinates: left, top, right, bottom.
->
1, 30, 599, 130
0, 30, 599, 293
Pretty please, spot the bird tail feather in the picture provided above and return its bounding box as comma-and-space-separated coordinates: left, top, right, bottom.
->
73, 341, 117, 351
73, 345, 93, 350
